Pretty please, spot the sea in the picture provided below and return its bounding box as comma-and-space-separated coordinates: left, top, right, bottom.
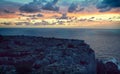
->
0, 28, 120, 61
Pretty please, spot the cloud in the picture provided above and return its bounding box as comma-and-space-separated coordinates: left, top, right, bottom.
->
67, 0, 99, 13
97, 0, 120, 12
4, 0, 120, 13
52, 0, 59, 4
68, 3, 77, 12
67, 0, 120, 13
68, 2, 84, 12
0, 0, 22, 12
19, 0, 59, 13
19, 3, 41, 12
4, 9, 15, 13
19, 0, 43, 13
42, 0, 59, 11
99, 7, 111, 12
59, 13, 68, 19
36, 14, 43, 17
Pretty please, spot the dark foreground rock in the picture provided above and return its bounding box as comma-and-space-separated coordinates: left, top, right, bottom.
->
97, 59, 120, 74
0, 36, 96, 74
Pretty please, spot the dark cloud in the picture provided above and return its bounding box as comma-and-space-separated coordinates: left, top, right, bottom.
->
37, 14, 43, 17
97, 3, 108, 9
103, 0, 120, 7
19, 0, 59, 13
19, 3, 41, 12
18, 13, 43, 18
68, 3, 84, 13
99, 7, 111, 12
59, 13, 68, 19
42, 0, 59, 11
79, 18, 87, 22
19, 0, 43, 12
1, 22, 12, 25
68, 3, 77, 12
52, 0, 58, 4
67, 0, 96, 13
97, 0, 120, 12
4, 9, 14, 13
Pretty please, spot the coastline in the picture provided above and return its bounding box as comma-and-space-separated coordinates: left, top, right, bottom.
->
0, 35, 120, 74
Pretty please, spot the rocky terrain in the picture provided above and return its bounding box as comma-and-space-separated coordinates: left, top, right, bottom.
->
0, 35, 96, 74
0, 35, 120, 74
97, 58, 120, 74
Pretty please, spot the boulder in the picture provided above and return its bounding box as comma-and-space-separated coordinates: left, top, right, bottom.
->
97, 59, 120, 74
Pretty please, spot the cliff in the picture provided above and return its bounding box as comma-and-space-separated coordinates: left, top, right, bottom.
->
0, 35, 96, 74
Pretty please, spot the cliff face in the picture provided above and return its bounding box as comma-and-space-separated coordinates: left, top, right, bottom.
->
0, 36, 96, 74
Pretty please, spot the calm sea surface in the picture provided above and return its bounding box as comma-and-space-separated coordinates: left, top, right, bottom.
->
0, 28, 120, 60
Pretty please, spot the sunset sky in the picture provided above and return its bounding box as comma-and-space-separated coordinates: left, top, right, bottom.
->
0, 0, 120, 28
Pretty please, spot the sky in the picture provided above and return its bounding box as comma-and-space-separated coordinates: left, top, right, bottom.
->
5, 0, 33, 3
0, 0, 120, 28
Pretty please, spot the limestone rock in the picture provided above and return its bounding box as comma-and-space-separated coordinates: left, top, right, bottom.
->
0, 36, 96, 74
